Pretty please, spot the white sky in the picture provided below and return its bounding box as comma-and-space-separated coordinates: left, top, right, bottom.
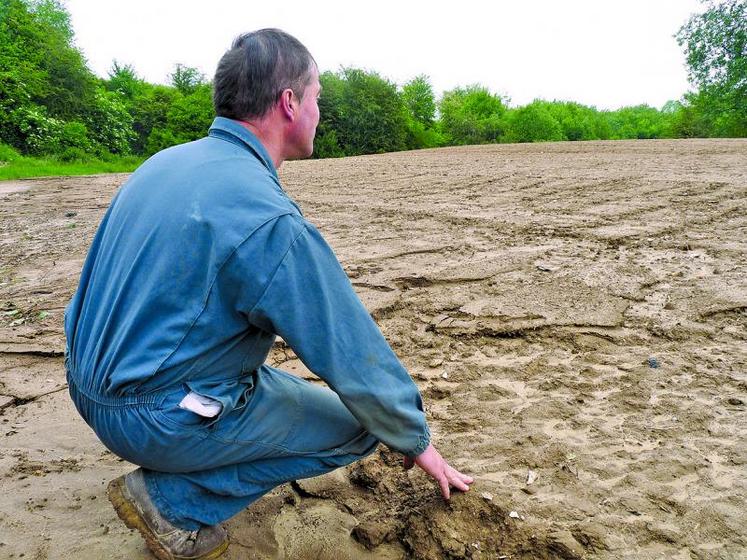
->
64, 0, 703, 110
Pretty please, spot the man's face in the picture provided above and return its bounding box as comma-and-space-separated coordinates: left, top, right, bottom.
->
287, 65, 321, 160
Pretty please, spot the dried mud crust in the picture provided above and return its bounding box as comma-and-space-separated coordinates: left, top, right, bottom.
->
0, 140, 746, 559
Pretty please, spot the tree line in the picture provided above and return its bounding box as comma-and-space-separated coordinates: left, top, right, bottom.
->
1, 0, 744, 165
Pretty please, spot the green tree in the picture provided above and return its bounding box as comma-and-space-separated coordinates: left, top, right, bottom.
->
146, 84, 214, 154
605, 105, 669, 139
84, 89, 134, 155
676, 0, 747, 136
439, 85, 507, 145
0, 0, 98, 152
402, 75, 436, 126
169, 63, 207, 95
505, 101, 564, 143
107, 61, 144, 100
316, 68, 409, 156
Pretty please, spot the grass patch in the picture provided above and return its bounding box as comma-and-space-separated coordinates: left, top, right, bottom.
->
0, 148, 143, 180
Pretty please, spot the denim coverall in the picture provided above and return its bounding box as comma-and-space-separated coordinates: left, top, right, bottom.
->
64, 117, 431, 530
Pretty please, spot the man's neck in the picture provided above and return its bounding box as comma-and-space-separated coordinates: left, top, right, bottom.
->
237, 119, 285, 169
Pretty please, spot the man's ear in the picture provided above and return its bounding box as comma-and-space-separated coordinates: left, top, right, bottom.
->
279, 88, 296, 121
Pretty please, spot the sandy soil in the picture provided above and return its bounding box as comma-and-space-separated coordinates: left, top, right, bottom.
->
0, 139, 745, 560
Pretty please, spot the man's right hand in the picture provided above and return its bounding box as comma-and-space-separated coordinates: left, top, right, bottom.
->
412, 443, 473, 500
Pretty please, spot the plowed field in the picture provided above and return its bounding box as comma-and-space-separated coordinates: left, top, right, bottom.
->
1, 139, 745, 559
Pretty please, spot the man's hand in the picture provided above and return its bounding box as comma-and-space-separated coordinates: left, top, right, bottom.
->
406, 443, 473, 499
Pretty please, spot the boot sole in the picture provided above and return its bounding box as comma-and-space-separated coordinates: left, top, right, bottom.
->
107, 476, 229, 560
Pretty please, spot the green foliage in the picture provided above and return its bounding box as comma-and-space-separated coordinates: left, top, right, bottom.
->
676, 0, 747, 137
313, 129, 345, 159
0, 142, 21, 163
506, 102, 564, 143
402, 75, 436, 126
0, 152, 143, 180
83, 89, 135, 155
439, 85, 507, 145
604, 104, 670, 139
144, 84, 214, 154
316, 68, 409, 156
401, 75, 443, 149
107, 61, 144, 100
0, 0, 743, 170
169, 63, 207, 95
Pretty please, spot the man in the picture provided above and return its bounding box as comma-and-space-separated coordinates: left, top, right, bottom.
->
64, 29, 472, 560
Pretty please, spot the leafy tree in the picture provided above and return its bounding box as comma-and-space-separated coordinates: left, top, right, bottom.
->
439, 85, 507, 145
676, 0, 746, 136
316, 68, 409, 155
129, 84, 180, 154
604, 105, 668, 139
0, 0, 97, 152
107, 61, 144, 100
83, 89, 134, 155
506, 101, 564, 143
145, 84, 214, 154
169, 63, 207, 95
402, 75, 436, 126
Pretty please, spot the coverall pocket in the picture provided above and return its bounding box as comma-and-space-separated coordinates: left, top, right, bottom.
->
153, 386, 211, 430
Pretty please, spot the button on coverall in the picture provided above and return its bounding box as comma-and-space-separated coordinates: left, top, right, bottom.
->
64, 117, 431, 530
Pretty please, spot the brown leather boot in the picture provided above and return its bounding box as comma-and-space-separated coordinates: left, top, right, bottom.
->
107, 469, 229, 560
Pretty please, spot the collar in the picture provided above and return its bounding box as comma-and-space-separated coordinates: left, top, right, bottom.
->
207, 117, 278, 178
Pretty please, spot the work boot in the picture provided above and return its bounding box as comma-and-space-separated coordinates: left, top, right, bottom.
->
107, 468, 229, 560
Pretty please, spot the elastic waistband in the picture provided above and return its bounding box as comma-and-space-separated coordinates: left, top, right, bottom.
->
66, 369, 180, 408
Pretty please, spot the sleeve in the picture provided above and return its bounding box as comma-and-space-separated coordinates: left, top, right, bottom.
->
245, 217, 430, 457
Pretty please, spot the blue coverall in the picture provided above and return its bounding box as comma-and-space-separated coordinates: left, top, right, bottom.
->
64, 117, 431, 530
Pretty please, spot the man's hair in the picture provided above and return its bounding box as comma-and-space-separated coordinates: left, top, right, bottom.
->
213, 29, 316, 121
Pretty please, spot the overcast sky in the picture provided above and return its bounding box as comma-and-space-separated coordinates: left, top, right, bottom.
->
64, 0, 703, 110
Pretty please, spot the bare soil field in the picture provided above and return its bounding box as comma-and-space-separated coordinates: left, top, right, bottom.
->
0, 139, 745, 560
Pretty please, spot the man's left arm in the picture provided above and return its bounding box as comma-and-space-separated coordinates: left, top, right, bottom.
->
245, 217, 430, 458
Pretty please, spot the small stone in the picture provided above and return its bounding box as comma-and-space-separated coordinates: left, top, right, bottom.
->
481, 492, 493, 501
441, 372, 449, 380
509, 511, 520, 519
526, 469, 538, 484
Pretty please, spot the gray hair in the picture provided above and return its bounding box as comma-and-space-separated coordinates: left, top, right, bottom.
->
213, 29, 316, 121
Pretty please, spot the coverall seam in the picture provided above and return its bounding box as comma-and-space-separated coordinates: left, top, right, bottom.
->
246, 217, 310, 320
148, 212, 298, 384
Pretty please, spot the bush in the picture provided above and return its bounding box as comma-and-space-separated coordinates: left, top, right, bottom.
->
506, 102, 564, 143
313, 130, 345, 158
84, 89, 134, 155
0, 143, 22, 163
57, 146, 88, 162
317, 68, 410, 156
59, 121, 93, 152
10, 105, 64, 155
439, 85, 507, 145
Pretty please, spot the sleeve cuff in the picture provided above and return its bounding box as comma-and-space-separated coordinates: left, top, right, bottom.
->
405, 424, 431, 458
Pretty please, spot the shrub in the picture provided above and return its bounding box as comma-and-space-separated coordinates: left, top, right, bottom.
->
506, 102, 564, 143
0, 143, 22, 163
58, 146, 88, 162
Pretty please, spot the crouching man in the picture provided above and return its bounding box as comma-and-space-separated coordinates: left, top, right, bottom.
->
64, 28, 472, 560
